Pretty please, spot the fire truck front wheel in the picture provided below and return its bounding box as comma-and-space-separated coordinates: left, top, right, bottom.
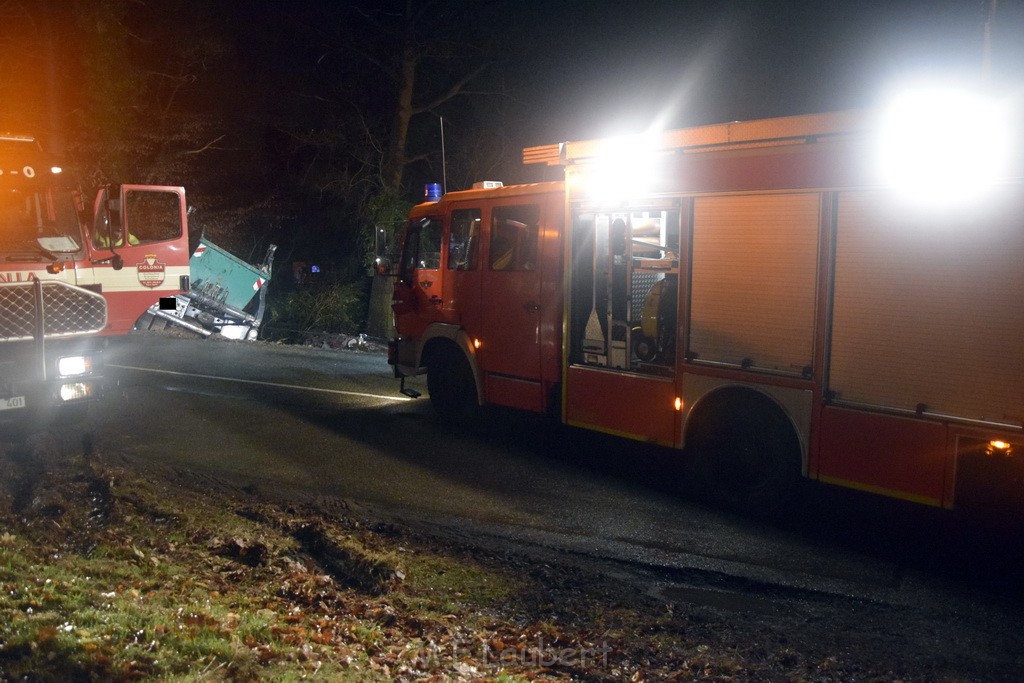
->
684, 388, 801, 516
425, 345, 477, 423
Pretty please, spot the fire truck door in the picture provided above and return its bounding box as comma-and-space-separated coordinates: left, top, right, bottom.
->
393, 216, 444, 339
443, 207, 482, 328
480, 203, 543, 410
88, 185, 189, 333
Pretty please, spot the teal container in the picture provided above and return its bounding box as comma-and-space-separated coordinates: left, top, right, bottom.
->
189, 239, 268, 311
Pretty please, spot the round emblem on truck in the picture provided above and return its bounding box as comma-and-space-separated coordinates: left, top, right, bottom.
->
137, 255, 167, 288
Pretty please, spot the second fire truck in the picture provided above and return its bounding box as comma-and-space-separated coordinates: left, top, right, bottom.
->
388, 102, 1023, 514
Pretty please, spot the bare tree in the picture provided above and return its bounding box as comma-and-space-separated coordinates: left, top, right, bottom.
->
290, 0, 506, 336
336, 0, 494, 194
64, 0, 230, 187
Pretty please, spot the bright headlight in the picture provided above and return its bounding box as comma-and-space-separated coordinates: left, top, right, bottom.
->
572, 130, 666, 202
877, 85, 1014, 206
57, 355, 91, 377
59, 382, 94, 402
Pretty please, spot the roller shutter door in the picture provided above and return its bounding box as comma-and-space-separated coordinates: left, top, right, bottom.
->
829, 189, 1024, 426
689, 193, 820, 376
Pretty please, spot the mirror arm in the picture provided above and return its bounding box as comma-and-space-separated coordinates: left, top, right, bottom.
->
91, 251, 124, 270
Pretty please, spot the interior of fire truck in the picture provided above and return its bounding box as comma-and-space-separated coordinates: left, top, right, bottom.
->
91, 186, 185, 250
568, 206, 681, 376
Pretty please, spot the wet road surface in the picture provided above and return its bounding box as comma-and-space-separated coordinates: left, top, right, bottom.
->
96, 334, 1023, 617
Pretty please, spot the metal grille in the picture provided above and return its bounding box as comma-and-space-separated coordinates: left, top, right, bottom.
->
630, 270, 661, 326
0, 280, 107, 342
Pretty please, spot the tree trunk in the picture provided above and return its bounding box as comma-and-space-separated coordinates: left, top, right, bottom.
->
383, 23, 417, 192
366, 274, 395, 340
368, 6, 417, 340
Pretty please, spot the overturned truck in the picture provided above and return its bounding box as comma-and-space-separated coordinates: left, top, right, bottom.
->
138, 237, 277, 340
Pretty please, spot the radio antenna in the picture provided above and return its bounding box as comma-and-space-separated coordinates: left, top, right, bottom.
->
440, 115, 447, 193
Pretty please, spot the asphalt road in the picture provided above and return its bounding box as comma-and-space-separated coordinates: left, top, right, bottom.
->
96, 334, 1023, 617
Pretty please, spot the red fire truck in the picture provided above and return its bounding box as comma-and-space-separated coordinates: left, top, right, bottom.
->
389, 100, 1023, 514
0, 134, 190, 335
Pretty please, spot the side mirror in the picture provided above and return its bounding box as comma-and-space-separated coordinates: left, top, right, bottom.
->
89, 185, 125, 270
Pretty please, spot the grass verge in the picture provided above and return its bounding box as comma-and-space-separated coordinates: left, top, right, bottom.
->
0, 436, 1019, 681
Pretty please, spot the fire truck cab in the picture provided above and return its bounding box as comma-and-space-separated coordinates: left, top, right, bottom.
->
391, 181, 564, 418
0, 134, 190, 336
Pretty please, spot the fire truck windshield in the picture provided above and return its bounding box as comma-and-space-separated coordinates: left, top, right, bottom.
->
0, 186, 82, 257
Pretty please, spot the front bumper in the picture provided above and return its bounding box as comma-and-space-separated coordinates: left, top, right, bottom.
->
0, 338, 106, 431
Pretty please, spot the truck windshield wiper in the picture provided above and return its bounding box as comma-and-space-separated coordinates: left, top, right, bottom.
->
2, 242, 58, 261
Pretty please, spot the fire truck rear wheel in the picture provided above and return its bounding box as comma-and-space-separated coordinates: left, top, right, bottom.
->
685, 389, 800, 516
426, 346, 477, 423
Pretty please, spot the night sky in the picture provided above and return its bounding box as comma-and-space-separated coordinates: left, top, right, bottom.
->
219, 0, 1024, 182
503, 0, 1022, 143
236, 3, 1020, 123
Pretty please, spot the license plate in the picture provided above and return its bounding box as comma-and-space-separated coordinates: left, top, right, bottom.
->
0, 395, 26, 411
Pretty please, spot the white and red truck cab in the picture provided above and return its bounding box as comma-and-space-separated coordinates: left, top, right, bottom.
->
0, 134, 191, 336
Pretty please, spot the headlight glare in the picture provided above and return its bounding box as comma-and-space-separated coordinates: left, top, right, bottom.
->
57, 355, 91, 377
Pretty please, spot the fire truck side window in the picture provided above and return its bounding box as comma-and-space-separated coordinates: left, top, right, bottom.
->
490, 204, 540, 271
124, 190, 182, 244
448, 208, 481, 270
418, 218, 442, 269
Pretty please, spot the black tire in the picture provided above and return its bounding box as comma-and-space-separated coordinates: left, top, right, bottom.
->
134, 311, 169, 331
686, 390, 800, 515
426, 345, 477, 423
